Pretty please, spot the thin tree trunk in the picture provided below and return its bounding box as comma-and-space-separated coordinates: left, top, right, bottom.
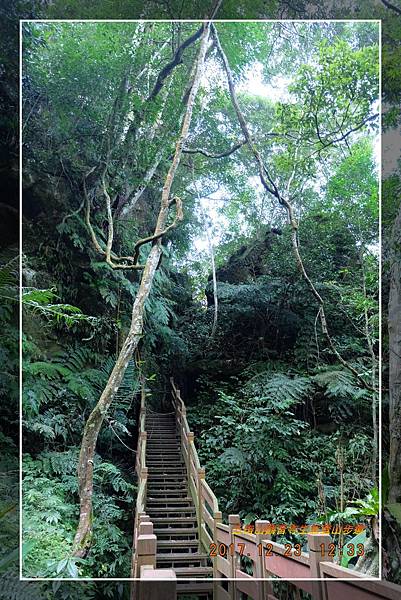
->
209, 225, 218, 338
118, 149, 164, 218
117, 78, 173, 218
191, 163, 218, 337
388, 203, 401, 503
359, 248, 379, 483
72, 22, 211, 556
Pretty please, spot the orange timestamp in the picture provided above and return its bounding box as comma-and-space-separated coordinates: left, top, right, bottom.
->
210, 542, 303, 558
210, 542, 365, 558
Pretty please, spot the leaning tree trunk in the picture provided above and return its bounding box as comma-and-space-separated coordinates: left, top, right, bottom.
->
72, 22, 211, 556
388, 202, 401, 504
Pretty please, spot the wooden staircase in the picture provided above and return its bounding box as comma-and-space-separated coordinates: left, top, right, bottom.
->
132, 381, 401, 600
145, 411, 213, 580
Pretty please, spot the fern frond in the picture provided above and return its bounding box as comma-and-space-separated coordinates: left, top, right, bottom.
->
245, 372, 313, 409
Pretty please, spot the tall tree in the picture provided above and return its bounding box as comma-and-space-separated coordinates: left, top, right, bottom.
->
388, 204, 401, 504
73, 21, 212, 555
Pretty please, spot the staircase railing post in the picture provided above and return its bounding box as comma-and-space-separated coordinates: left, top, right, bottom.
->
255, 520, 273, 599
229, 514, 241, 597
187, 431, 194, 475
308, 533, 332, 600
136, 532, 157, 576
213, 510, 222, 580
138, 566, 177, 600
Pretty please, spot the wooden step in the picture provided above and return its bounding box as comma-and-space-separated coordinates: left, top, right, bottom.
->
146, 440, 180, 452
147, 473, 186, 478
156, 553, 209, 564
146, 430, 177, 434
146, 447, 182, 458
147, 445, 179, 449
147, 436, 177, 439
147, 498, 193, 505
157, 532, 199, 541
146, 426, 176, 430
147, 464, 184, 469
146, 454, 185, 468
153, 517, 197, 525
148, 472, 186, 478
146, 461, 183, 466
155, 527, 199, 536
147, 437, 179, 442
147, 480, 187, 484
156, 552, 209, 564
148, 474, 188, 490
147, 438, 180, 442
148, 475, 186, 480
147, 490, 189, 496
147, 509, 196, 518
148, 466, 186, 471
147, 505, 194, 511
147, 503, 193, 509
146, 448, 182, 459
147, 482, 186, 487
148, 489, 188, 494
146, 461, 185, 477
146, 449, 180, 453
146, 416, 175, 420
157, 540, 199, 550
147, 481, 187, 486
147, 435, 178, 439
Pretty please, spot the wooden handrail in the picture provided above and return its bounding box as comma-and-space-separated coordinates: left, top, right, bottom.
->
169, 379, 400, 600
131, 380, 149, 580
171, 377, 221, 568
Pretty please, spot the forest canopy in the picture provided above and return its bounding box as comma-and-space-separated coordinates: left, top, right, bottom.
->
20, 20, 380, 579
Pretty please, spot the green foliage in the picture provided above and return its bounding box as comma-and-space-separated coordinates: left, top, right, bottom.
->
22, 287, 98, 327
23, 450, 134, 578
186, 351, 374, 529
347, 487, 380, 518
20, 19, 380, 580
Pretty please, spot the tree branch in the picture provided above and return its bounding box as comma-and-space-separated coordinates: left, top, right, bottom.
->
147, 26, 203, 102
381, 0, 401, 15
132, 197, 184, 264
183, 139, 246, 158
311, 113, 379, 158
84, 174, 145, 270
